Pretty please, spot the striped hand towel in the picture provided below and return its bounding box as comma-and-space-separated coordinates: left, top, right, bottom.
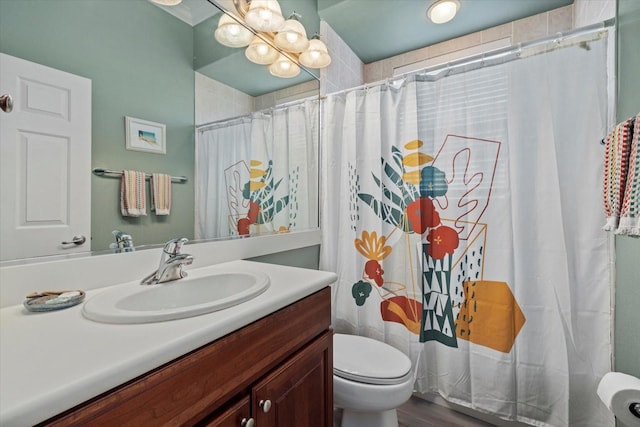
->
120, 170, 147, 217
602, 118, 633, 231
151, 173, 171, 216
616, 114, 640, 236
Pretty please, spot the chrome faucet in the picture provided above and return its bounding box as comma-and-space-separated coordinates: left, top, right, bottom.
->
141, 238, 194, 285
110, 230, 135, 253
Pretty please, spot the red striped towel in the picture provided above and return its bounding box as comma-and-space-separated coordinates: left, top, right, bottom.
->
617, 114, 640, 236
120, 170, 147, 217
602, 118, 633, 231
151, 173, 171, 216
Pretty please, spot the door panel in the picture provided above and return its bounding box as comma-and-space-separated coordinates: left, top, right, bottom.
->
0, 53, 91, 260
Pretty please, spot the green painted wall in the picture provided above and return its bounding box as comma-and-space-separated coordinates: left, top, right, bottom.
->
615, 0, 640, 379
248, 245, 320, 270
0, 0, 195, 251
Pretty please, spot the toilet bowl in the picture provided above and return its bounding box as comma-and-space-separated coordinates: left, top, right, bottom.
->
333, 333, 414, 427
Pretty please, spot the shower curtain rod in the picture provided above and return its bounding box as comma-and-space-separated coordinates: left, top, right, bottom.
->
196, 94, 318, 131
325, 18, 615, 97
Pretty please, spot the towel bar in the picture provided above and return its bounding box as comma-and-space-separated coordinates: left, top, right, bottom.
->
92, 168, 188, 183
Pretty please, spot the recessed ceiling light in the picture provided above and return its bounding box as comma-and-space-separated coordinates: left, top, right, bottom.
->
427, 0, 460, 24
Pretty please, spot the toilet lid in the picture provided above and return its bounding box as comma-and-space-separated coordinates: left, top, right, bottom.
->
333, 334, 412, 385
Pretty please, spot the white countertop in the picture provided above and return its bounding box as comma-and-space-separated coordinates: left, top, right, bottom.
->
0, 260, 337, 426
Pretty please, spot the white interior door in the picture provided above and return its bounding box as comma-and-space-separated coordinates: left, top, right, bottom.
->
0, 53, 91, 261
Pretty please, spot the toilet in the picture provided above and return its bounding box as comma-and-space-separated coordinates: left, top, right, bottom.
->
333, 333, 414, 427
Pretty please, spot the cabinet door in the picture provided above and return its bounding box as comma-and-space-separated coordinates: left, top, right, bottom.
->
202, 395, 253, 427
252, 330, 333, 427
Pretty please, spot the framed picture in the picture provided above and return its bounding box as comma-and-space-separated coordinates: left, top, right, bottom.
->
125, 116, 166, 154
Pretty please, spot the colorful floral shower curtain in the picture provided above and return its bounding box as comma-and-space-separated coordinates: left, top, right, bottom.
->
195, 100, 319, 239
321, 35, 613, 426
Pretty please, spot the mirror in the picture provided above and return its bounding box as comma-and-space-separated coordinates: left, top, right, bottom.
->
0, 0, 320, 262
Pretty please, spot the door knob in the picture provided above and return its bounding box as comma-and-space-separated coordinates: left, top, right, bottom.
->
61, 235, 86, 246
259, 399, 272, 413
240, 418, 255, 427
1, 94, 13, 113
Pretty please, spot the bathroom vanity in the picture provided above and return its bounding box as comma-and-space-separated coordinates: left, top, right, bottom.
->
0, 259, 336, 426
42, 288, 331, 426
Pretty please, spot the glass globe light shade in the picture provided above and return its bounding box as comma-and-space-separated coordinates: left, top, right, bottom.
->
299, 38, 331, 68
274, 18, 309, 53
427, 0, 460, 24
244, 0, 285, 32
215, 14, 253, 48
245, 36, 280, 65
269, 54, 300, 78
151, 0, 182, 5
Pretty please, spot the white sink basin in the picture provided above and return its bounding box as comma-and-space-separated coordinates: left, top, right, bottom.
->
82, 271, 270, 324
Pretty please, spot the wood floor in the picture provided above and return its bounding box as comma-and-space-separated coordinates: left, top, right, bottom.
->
397, 397, 496, 427
334, 396, 496, 427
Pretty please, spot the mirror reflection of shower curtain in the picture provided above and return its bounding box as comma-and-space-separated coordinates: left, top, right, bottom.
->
321, 34, 613, 426
195, 99, 319, 239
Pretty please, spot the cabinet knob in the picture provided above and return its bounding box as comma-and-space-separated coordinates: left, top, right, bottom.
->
259, 399, 272, 413
240, 417, 255, 427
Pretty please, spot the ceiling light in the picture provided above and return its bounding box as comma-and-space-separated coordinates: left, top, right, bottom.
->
215, 14, 254, 48
150, 0, 182, 5
269, 54, 300, 78
246, 36, 280, 65
244, 0, 285, 32
427, 0, 460, 24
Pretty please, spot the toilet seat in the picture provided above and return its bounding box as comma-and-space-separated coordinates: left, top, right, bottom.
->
333, 334, 412, 385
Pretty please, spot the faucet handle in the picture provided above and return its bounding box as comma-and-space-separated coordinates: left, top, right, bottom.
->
163, 237, 189, 255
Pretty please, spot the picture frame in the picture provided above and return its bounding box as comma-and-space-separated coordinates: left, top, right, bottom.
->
125, 116, 166, 154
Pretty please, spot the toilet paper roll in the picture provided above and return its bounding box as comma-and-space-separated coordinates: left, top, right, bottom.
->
597, 372, 640, 426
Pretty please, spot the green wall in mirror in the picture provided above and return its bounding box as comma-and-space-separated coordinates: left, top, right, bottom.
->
0, 0, 196, 251
0, 0, 320, 257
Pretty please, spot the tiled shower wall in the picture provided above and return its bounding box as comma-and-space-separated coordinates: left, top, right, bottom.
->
195, 73, 319, 125
319, 20, 364, 96
195, 72, 254, 125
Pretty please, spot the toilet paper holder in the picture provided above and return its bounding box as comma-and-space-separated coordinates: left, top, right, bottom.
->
630, 402, 640, 419
597, 371, 640, 425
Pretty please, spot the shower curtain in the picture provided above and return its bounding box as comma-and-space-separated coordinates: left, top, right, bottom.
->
196, 100, 319, 239
321, 35, 613, 426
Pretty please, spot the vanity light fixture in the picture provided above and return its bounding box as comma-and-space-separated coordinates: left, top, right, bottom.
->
213, 0, 331, 78
274, 13, 310, 53
244, 0, 285, 32
215, 13, 254, 48
245, 36, 280, 64
427, 0, 460, 24
269, 53, 300, 78
299, 35, 331, 68
150, 0, 182, 6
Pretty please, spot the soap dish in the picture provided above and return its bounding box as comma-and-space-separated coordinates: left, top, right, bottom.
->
23, 290, 86, 312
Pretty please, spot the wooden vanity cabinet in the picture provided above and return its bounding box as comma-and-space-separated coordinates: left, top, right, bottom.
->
202, 396, 251, 427
251, 330, 332, 427
40, 287, 332, 427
